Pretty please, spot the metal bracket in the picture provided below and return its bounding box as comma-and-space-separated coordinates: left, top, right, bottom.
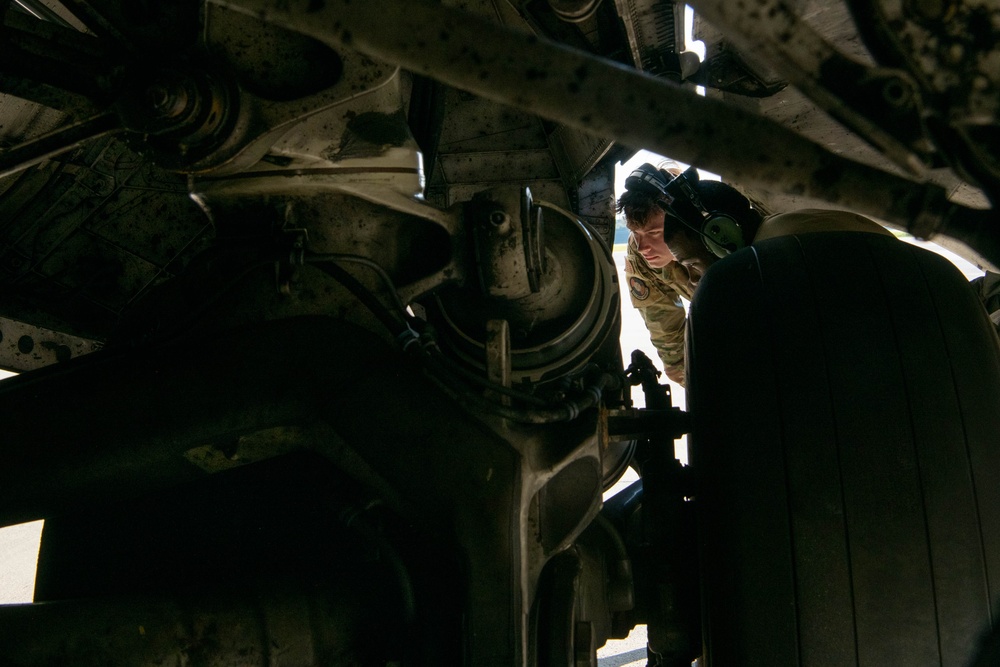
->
276, 227, 308, 295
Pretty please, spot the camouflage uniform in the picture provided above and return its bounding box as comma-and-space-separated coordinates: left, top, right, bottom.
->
624, 236, 695, 385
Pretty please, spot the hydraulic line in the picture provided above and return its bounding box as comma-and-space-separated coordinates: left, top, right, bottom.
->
426, 349, 552, 407
303, 252, 606, 417
309, 259, 412, 339
425, 364, 617, 423
303, 253, 410, 315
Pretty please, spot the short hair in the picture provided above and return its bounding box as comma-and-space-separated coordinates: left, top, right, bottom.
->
618, 172, 763, 247
616, 179, 664, 230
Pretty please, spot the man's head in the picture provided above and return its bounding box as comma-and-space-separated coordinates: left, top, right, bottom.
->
619, 189, 673, 269
617, 165, 763, 282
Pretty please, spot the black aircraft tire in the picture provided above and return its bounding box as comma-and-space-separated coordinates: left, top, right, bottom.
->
687, 232, 1000, 666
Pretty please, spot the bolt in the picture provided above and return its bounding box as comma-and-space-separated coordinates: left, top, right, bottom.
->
882, 77, 911, 107
946, 42, 965, 64
145, 80, 189, 118
489, 210, 509, 226
146, 85, 170, 109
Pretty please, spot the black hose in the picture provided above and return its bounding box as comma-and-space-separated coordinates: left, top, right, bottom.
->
304, 253, 410, 314
310, 259, 412, 338
426, 350, 551, 407
304, 253, 616, 421
425, 365, 615, 423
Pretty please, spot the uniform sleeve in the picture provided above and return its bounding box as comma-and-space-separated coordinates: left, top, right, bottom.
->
625, 242, 688, 385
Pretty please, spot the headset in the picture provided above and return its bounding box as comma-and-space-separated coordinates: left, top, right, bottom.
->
624, 163, 746, 258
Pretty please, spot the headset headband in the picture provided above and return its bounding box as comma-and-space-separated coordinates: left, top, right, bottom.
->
624, 164, 707, 235
624, 163, 671, 198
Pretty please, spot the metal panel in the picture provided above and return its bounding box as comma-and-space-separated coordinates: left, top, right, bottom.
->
438, 149, 559, 184
0, 316, 100, 371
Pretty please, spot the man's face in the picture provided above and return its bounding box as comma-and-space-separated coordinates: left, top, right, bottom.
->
629, 208, 674, 269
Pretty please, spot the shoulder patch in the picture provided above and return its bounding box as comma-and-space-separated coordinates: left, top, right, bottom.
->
629, 276, 650, 301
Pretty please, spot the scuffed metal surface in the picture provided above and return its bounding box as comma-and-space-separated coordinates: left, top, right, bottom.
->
212, 0, 972, 249
0, 315, 100, 371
